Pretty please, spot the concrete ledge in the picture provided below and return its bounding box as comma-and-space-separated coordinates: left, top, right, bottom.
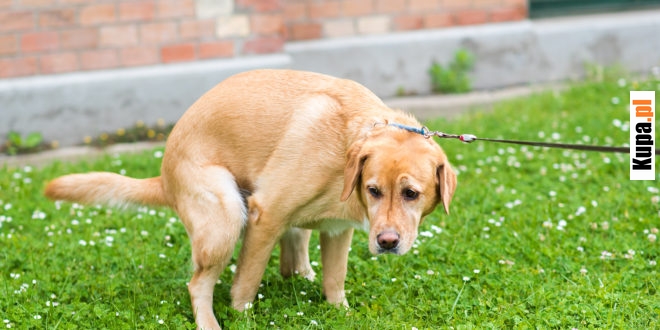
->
0, 54, 291, 147
387, 83, 562, 121
0, 141, 165, 169
2, 9, 659, 148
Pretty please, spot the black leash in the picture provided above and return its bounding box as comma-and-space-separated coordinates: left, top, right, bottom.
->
387, 123, 659, 155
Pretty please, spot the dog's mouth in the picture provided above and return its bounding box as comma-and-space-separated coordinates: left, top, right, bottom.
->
376, 247, 400, 255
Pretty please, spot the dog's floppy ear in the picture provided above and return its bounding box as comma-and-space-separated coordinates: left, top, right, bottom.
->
341, 142, 368, 201
436, 161, 457, 214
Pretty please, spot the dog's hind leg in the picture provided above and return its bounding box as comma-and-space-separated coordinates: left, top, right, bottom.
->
279, 228, 316, 281
171, 166, 246, 330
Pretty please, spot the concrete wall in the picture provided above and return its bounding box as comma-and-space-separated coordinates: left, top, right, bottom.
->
1, 9, 660, 148
288, 9, 660, 96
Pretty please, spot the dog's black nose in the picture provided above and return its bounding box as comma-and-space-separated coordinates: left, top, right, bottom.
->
377, 231, 400, 251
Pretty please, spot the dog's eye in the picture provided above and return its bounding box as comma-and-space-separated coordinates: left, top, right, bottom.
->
367, 186, 382, 198
402, 189, 419, 201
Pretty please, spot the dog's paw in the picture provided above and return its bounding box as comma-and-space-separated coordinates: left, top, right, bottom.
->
326, 292, 349, 309
301, 268, 316, 282
231, 300, 255, 312
331, 298, 350, 309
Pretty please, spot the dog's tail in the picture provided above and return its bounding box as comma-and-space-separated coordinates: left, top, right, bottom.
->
44, 172, 168, 208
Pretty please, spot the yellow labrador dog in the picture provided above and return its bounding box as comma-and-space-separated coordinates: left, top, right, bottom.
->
44, 69, 457, 329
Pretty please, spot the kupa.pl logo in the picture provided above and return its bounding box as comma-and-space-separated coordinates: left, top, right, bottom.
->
630, 91, 655, 180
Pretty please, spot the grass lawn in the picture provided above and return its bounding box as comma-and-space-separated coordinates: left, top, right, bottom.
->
1, 72, 659, 329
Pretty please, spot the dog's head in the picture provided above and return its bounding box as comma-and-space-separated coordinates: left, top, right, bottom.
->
341, 125, 457, 255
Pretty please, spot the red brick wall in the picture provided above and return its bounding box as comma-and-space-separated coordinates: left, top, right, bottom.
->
0, 0, 527, 79
285, 0, 528, 40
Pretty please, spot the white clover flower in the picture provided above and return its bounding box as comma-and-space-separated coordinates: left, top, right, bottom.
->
419, 231, 433, 238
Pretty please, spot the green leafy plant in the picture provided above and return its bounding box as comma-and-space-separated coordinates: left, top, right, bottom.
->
429, 49, 475, 94
4, 131, 44, 155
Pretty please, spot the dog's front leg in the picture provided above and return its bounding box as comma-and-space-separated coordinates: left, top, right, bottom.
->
230, 208, 284, 311
320, 228, 354, 308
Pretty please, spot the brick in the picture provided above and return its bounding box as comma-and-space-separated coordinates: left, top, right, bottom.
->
394, 14, 423, 31
288, 22, 321, 41
309, 1, 340, 19
60, 28, 98, 50
19, 0, 54, 7
0, 57, 38, 78
39, 52, 78, 74
119, 1, 156, 22
120, 46, 159, 66
424, 12, 453, 28
58, 0, 94, 4
195, 0, 233, 19
357, 15, 390, 35
179, 19, 216, 40
39, 8, 76, 28
472, 0, 503, 5
323, 19, 354, 38
0, 11, 34, 32
503, 0, 527, 5
21, 31, 59, 53
199, 40, 233, 59
140, 22, 178, 44
455, 9, 488, 25
80, 49, 119, 70
441, 0, 469, 9
156, 0, 195, 19
216, 14, 250, 38
80, 4, 116, 26
284, 2, 306, 22
490, 6, 526, 22
161, 43, 196, 63
236, 0, 281, 12
409, 0, 440, 12
342, 0, 373, 17
0, 35, 17, 56
376, 0, 406, 13
100, 24, 138, 47
250, 13, 283, 36
243, 36, 283, 54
